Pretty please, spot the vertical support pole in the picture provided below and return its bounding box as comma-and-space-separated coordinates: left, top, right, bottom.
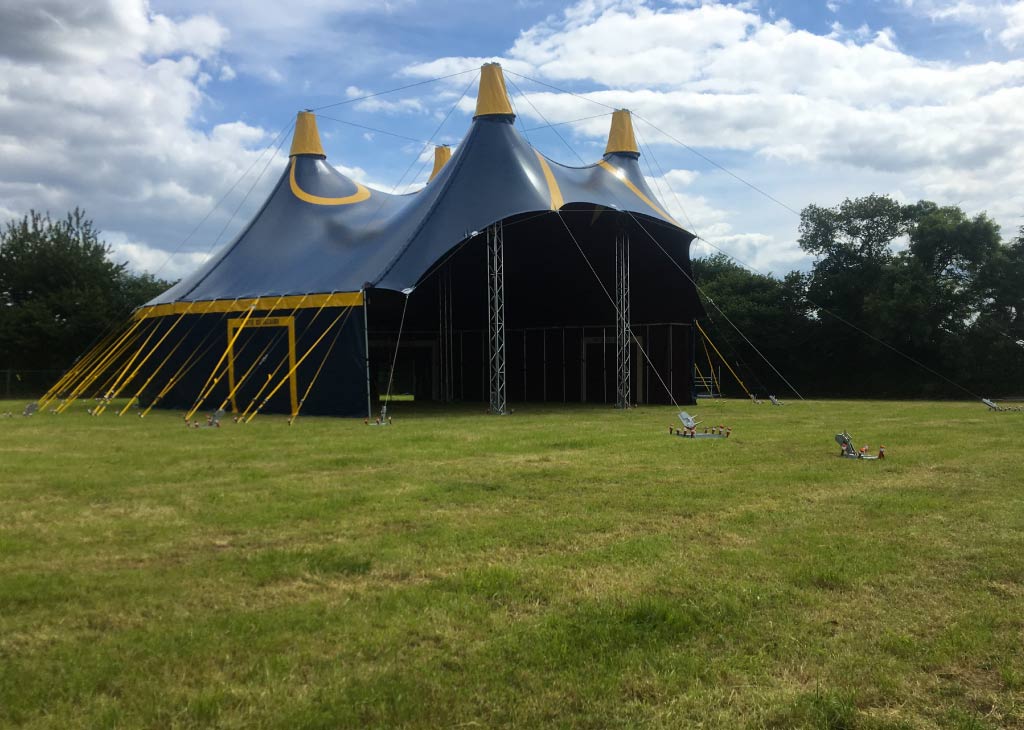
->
542, 330, 547, 402
690, 322, 699, 404
486, 221, 507, 415
438, 266, 454, 402
363, 289, 373, 420
522, 329, 527, 402
615, 229, 632, 409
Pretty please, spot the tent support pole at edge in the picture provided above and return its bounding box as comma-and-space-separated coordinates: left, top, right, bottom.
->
363, 289, 372, 420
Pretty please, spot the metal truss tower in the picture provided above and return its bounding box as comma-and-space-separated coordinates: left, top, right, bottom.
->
486, 222, 507, 415
615, 229, 632, 409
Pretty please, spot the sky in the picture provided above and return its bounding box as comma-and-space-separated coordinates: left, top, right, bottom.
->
1, 0, 1022, 281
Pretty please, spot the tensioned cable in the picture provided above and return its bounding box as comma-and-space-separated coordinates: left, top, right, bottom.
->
521, 112, 614, 134
506, 77, 587, 165
503, 69, 618, 112
690, 232, 988, 401
382, 293, 412, 413
149, 117, 296, 280
503, 88, 801, 401
634, 122, 700, 238
43, 118, 297, 412
554, 212, 681, 409
637, 104, 988, 402
289, 305, 358, 424
628, 122, 799, 398
380, 72, 480, 201
501, 70, 801, 219
315, 115, 433, 146
622, 208, 805, 400
312, 68, 480, 112
200, 124, 295, 258
505, 78, 534, 148
632, 112, 801, 218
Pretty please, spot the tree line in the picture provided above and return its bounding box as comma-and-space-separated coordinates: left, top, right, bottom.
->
0, 210, 170, 375
2, 202, 1022, 398
694, 194, 1024, 398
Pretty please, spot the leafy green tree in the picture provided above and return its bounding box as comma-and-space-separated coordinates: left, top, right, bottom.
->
692, 254, 811, 396
0, 209, 172, 370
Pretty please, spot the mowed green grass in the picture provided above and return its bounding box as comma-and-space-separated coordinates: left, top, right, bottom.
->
1, 398, 1022, 729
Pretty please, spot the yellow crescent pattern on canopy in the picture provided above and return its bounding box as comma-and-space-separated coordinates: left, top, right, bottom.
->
289, 111, 326, 158
289, 158, 371, 206
474, 63, 514, 118
597, 160, 679, 227
534, 151, 565, 211
605, 109, 640, 156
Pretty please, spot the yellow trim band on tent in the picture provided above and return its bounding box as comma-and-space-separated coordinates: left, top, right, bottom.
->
289, 158, 370, 206
534, 152, 565, 211
135, 291, 363, 320
597, 160, 679, 227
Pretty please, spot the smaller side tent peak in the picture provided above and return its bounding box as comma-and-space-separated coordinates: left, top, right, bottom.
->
290, 111, 327, 158
604, 109, 639, 158
429, 145, 452, 181
474, 63, 515, 120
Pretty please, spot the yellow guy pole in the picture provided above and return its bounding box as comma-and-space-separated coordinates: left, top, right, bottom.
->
694, 321, 751, 399
238, 295, 311, 421
140, 331, 219, 418
245, 306, 348, 423
116, 305, 195, 416
37, 326, 124, 410
92, 317, 166, 415
52, 317, 146, 412
185, 303, 257, 422
56, 316, 150, 413
288, 306, 355, 424
701, 333, 721, 396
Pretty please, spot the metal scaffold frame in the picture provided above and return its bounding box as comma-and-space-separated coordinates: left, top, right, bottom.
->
486, 221, 507, 415
615, 229, 632, 409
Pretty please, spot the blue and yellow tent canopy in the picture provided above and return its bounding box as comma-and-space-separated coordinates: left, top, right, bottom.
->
142, 63, 691, 317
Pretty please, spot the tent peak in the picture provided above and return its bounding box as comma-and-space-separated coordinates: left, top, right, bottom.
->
429, 145, 452, 181
604, 109, 639, 158
290, 111, 326, 158
474, 62, 515, 120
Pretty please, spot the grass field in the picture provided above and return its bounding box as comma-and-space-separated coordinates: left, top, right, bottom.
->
1, 398, 1022, 729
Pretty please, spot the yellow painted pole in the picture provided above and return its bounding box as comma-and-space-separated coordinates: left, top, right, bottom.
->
245, 307, 350, 423
288, 307, 354, 424
37, 326, 124, 410
56, 317, 150, 413
140, 334, 219, 418
92, 318, 166, 415
695, 321, 750, 398
238, 295, 311, 421
107, 306, 195, 415
185, 304, 257, 422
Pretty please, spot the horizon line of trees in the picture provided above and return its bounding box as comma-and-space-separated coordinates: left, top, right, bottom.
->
694, 194, 1024, 398
1, 200, 1021, 399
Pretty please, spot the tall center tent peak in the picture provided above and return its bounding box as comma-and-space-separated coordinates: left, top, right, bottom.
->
48, 63, 704, 419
